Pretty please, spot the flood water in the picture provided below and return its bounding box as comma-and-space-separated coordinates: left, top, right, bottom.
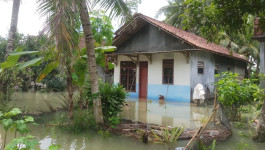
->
1, 91, 265, 149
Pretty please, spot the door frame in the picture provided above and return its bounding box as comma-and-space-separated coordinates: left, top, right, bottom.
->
139, 61, 148, 98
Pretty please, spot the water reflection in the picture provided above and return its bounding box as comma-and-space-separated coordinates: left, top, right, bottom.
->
2, 92, 265, 149
1, 124, 178, 150
11, 91, 211, 129
121, 98, 212, 129
9, 91, 67, 112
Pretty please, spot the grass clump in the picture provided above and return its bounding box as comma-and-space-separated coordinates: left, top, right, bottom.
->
67, 109, 97, 133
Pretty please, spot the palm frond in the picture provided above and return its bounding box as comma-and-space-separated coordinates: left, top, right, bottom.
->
239, 46, 250, 54
155, 0, 185, 27
155, 4, 181, 18
219, 38, 229, 47
93, 0, 132, 23
249, 44, 259, 58
230, 42, 239, 51
165, 11, 181, 26
37, 0, 80, 61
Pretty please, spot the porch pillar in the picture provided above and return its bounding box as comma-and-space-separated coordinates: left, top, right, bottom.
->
260, 42, 265, 88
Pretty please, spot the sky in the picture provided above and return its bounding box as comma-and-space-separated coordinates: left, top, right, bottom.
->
0, 0, 168, 38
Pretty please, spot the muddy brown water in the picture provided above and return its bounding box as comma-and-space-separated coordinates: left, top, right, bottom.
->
1, 91, 265, 149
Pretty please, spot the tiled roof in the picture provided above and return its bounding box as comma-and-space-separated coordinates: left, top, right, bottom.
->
113, 13, 248, 62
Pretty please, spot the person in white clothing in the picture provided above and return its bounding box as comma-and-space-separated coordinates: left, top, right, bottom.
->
193, 83, 205, 104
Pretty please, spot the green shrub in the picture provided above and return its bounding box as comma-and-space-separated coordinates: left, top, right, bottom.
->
215, 72, 263, 120
100, 83, 127, 125
83, 82, 128, 127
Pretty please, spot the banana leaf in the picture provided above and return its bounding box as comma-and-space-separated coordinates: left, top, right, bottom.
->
18, 57, 43, 69
36, 61, 59, 82
1, 47, 23, 69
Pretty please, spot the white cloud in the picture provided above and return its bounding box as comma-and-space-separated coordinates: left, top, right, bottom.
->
0, 0, 168, 38
138, 0, 167, 20
0, 0, 44, 38
0, 1, 13, 38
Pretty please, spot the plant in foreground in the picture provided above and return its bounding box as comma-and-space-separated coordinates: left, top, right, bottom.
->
5, 135, 39, 150
198, 139, 216, 150
0, 108, 60, 149
215, 72, 264, 120
0, 108, 34, 148
151, 127, 184, 144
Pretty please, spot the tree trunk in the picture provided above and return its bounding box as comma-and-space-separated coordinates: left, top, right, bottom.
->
5, 0, 21, 59
1, 0, 21, 105
79, 0, 104, 124
66, 65, 74, 120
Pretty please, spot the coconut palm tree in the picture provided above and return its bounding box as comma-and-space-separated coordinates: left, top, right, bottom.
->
219, 15, 260, 78
5, 0, 21, 58
78, 0, 131, 124
37, 0, 80, 119
0, 0, 21, 106
38, 0, 132, 123
156, 0, 185, 28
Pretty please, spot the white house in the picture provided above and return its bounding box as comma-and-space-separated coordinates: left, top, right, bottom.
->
109, 13, 248, 102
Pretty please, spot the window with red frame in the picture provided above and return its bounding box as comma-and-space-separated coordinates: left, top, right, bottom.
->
163, 59, 174, 84
120, 61, 136, 92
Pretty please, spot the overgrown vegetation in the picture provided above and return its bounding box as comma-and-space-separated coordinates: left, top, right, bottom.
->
158, 0, 265, 142
83, 82, 127, 127
0, 34, 65, 93
43, 82, 128, 133
215, 72, 264, 120
68, 109, 98, 133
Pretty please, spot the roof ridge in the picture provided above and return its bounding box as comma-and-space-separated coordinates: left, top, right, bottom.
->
137, 13, 199, 36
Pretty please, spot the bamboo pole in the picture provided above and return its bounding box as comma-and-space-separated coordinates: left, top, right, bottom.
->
184, 104, 220, 150
213, 90, 217, 123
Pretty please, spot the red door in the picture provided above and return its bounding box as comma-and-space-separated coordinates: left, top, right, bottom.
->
139, 62, 148, 98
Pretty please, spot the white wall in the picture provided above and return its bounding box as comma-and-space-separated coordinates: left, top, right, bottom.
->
235, 61, 246, 77
113, 52, 190, 86
174, 53, 191, 86
148, 52, 190, 86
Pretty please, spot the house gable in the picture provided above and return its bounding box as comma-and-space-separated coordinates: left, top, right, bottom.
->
113, 13, 248, 63
115, 23, 196, 54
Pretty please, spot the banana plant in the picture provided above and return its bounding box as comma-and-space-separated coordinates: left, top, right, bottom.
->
81, 46, 116, 69
0, 46, 58, 83
0, 47, 40, 71
0, 46, 116, 82
72, 46, 116, 89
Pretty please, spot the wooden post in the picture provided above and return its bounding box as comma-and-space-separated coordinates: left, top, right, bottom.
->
185, 104, 220, 150
213, 90, 217, 123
